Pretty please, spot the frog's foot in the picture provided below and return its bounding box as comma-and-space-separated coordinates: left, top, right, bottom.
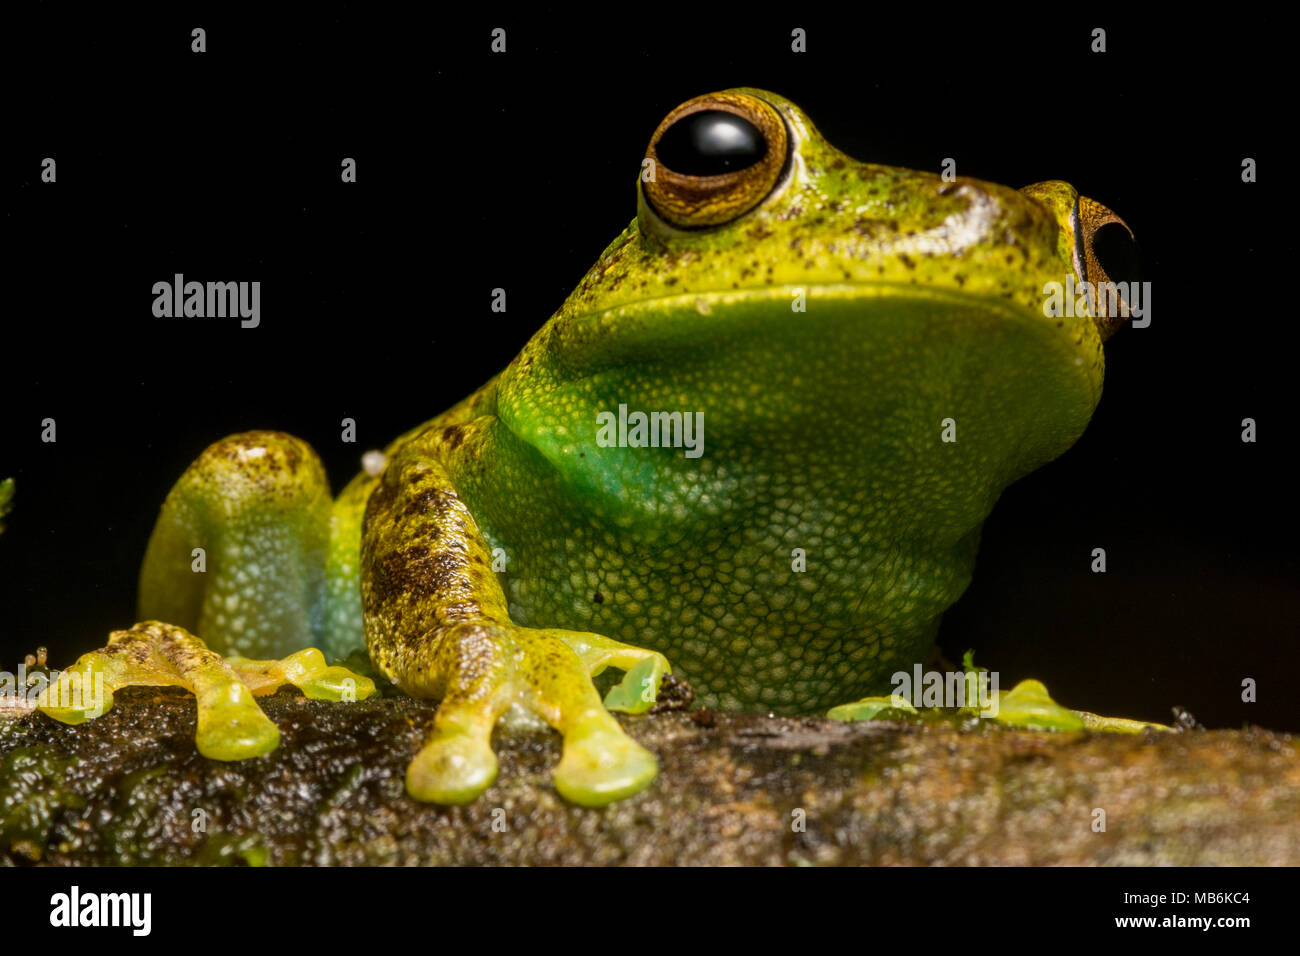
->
37, 621, 376, 760
393, 623, 670, 808
990, 679, 1171, 733
827, 675, 1170, 733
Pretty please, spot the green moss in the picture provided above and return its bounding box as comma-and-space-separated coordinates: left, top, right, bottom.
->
195, 832, 273, 867
0, 745, 85, 862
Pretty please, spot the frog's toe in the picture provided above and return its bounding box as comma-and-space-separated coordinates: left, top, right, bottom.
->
991, 679, 1085, 730
194, 682, 281, 760
36, 664, 115, 724
826, 695, 919, 722
407, 724, 499, 805
554, 724, 658, 807
992, 679, 1171, 732
549, 630, 671, 715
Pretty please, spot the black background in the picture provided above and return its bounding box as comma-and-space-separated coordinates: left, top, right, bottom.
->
2, 10, 1294, 734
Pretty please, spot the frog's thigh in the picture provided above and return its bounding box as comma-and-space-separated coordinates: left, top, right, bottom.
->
138, 430, 332, 659
362, 430, 663, 807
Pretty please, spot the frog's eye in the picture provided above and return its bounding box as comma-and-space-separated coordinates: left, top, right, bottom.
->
642, 92, 788, 228
1077, 196, 1140, 335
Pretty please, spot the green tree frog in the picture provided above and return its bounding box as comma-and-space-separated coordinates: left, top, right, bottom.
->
38, 90, 1141, 807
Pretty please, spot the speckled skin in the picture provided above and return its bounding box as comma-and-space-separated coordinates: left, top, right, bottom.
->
43, 90, 1127, 806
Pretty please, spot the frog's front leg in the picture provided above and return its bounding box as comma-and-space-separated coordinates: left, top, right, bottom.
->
363, 425, 670, 807
37, 432, 375, 756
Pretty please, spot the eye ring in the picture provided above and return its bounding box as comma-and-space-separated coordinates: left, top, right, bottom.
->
1077, 196, 1139, 336
642, 92, 788, 229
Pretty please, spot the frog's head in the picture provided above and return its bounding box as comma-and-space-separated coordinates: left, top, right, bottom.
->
557, 87, 1137, 344
516, 89, 1140, 518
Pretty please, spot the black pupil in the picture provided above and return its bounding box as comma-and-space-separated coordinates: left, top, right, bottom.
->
655, 110, 766, 176
1092, 222, 1141, 287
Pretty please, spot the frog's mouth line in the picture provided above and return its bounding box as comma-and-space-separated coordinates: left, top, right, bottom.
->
571, 281, 1091, 344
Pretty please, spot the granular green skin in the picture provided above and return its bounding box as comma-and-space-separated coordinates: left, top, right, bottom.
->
4, 689, 1298, 866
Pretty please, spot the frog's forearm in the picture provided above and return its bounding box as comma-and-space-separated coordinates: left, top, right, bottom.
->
362, 422, 665, 806
361, 423, 514, 692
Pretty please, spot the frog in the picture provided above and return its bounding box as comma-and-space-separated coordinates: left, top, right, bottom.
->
36, 89, 1143, 807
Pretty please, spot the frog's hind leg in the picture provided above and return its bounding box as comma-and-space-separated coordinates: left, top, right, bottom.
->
363, 424, 670, 807
137, 430, 335, 659
38, 431, 375, 758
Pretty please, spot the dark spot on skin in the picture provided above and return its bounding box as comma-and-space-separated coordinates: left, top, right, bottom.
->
850, 218, 877, 239
899, 254, 915, 271
400, 487, 450, 522
592, 592, 604, 604
830, 158, 845, 170
665, 277, 678, 286
938, 182, 958, 196
1005, 254, 1015, 265
954, 274, 965, 286
370, 544, 465, 602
